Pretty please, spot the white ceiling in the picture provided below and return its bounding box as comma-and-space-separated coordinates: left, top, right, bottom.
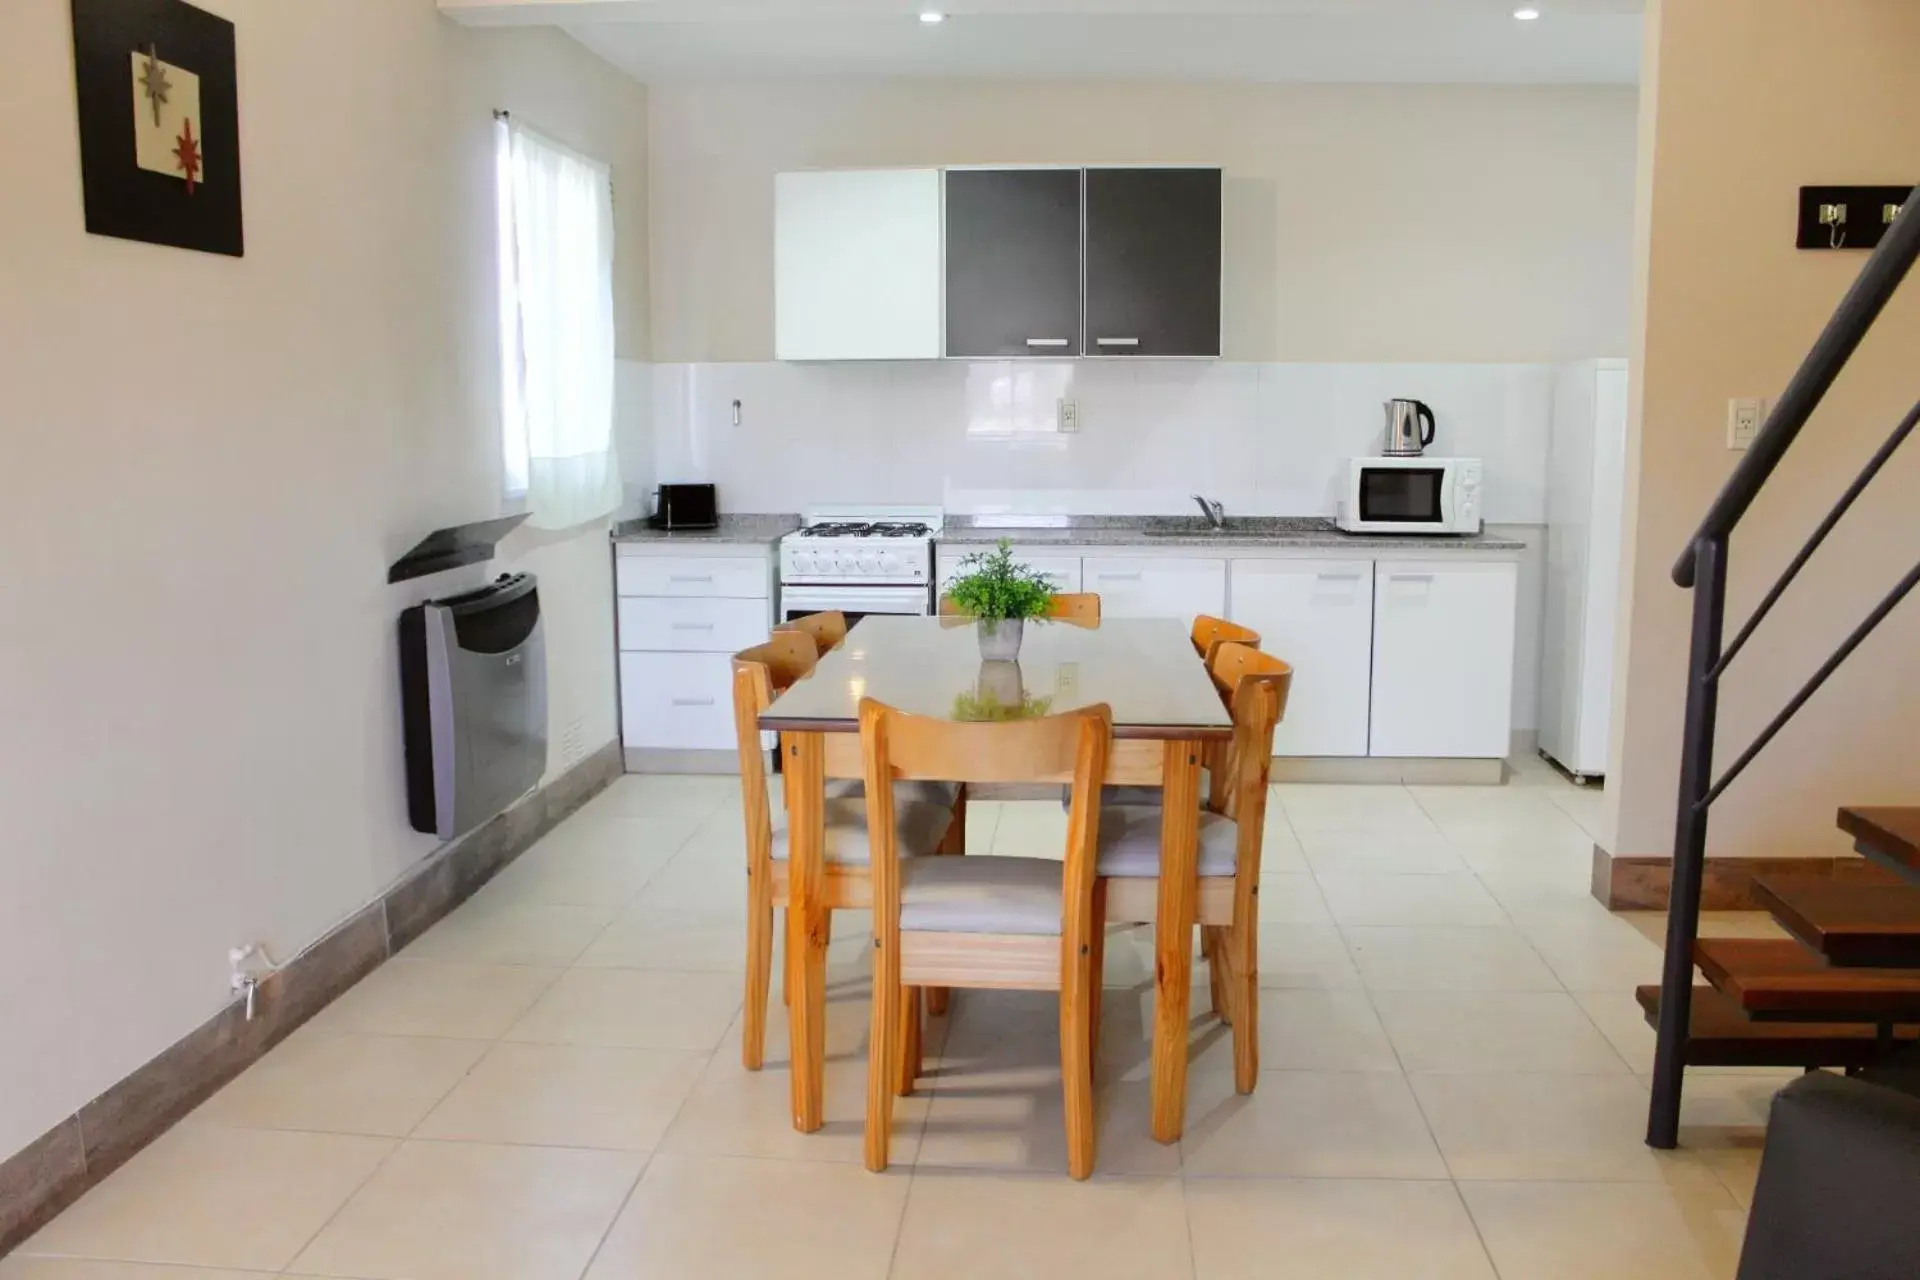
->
443, 1, 1644, 85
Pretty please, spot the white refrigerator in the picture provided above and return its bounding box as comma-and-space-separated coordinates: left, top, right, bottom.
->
1539, 358, 1629, 782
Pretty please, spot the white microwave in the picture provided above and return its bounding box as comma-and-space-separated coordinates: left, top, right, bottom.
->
1335, 456, 1483, 535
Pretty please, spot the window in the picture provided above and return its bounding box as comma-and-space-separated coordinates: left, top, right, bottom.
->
494, 116, 621, 528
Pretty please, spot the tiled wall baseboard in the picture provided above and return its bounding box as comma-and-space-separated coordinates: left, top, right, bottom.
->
0, 740, 623, 1257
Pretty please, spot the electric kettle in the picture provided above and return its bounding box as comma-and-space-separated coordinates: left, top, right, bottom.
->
1384, 399, 1437, 456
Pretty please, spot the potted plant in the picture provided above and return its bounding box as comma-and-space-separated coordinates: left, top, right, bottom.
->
944, 539, 1055, 661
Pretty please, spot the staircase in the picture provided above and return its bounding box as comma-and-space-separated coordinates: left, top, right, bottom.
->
1644, 189, 1920, 1150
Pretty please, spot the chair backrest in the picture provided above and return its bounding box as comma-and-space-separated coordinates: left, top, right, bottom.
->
1191, 615, 1261, 666
857, 698, 1112, 929
777, 610, 848, 657
730, 631, 821, 861
937, 593, 1102, 628
1206, 642, 1293, 829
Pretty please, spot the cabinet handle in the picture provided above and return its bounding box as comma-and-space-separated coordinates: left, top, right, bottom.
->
1025, 338, 1071, 348
1095, 337, 1141, 347
1316, 572, 1366, 582
670, 696, 717, 708
1388, 573, 1435, 583
668, 574, 714, 584
670, 622, 716, 631
1096, 571, 1144, 582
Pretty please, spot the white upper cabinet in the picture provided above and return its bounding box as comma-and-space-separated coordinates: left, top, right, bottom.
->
775, 169, 944, 361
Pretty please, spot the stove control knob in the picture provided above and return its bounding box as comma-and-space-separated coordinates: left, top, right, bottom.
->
793, 553, 814, 575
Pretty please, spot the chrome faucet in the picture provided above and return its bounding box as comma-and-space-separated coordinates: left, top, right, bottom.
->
1192, 494, 1226, 530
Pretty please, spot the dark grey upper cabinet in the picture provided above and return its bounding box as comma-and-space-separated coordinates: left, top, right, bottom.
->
1083, 167, 1223, 357
944, 168, 1084, 358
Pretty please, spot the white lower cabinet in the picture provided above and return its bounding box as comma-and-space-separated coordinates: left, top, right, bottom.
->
620, 653, 738, 752
616, 547, 773, 756
1369, 560, 1517, 758
1081, 556, 1226, 620
1228, 559, 1375, 757
938, 548, 1083, 594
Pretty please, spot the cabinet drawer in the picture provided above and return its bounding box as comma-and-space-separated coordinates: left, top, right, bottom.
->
620, 653, 738, 751
618, 596, 769, 654
1082, 556, 1226, 621
616, 555, 769, 599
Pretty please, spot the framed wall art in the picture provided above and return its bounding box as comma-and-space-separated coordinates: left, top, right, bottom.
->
69, 0, 243, 256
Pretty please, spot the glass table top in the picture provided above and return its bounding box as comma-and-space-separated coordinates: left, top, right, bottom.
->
759, 616, 1234, 740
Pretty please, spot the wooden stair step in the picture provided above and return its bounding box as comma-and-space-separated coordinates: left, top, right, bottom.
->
1839, 806, 1920, 877
1752, 875, 1920, 968
1636, 984, 1920, 1068
1694, 938, 1920, 1022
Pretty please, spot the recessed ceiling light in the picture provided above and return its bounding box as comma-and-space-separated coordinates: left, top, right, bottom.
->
919, 10, 946, 23
1513, 6, 1541, 18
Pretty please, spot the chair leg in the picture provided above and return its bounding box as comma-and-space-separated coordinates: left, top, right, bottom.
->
1089, 880, 1109, 1071
743, 892, 774, 1071
1061, 949, 1097, 1181
1203, 926, 1229, 1024
896, 986, 923, 1097
1228, 916, 1259, 1094
866, 951, 898, 1173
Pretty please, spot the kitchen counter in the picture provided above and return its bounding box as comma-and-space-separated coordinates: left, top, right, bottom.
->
611, 513, 800, 546
936, 515, 1526, 553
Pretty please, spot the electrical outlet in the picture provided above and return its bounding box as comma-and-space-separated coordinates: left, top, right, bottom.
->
1057, 398, 1079, 433
1727, 398, 1765, 451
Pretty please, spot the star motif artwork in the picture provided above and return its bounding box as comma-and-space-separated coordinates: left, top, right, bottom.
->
138, 44, 171, 128
172, 117, 202, 194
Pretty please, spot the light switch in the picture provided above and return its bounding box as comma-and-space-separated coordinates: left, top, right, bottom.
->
1727, 398, 1765, 451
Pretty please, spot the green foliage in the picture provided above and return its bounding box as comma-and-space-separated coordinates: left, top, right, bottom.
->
950, 689, 1055, 722
944, 540, 1056, 621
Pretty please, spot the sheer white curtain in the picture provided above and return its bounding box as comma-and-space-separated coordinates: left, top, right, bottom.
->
495, 118, 620, 529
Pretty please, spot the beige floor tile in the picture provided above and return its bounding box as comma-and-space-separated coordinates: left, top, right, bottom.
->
1410, 1072, 1727, 1183
1186, 1178, 1497, 1279
503, 966, 741, 1051
891, 1173, 1191, 1280
290, 1140, 642, 1280
1181, 1070, 1447, 1179
1621, 910, 1788, 946
628, 842, 753, 914
661, 992, 932, 1165
401, 898, 617, 968
1545, 786, 1610, 841
1254, 872, 1334, 925
1247, 990, 1401, 1072
304, 959, 560, 1040
0, 1264, 275, 1279
1461, 1179, 1746, 1280
1408, 784, 1576, 832
1572, 988, 1659, 1071
1345, 925, 1562, 992
1473, 864, 1603, 910
1316, 872, 1509, 928
479, 818, 693, 907
19, 1126, 391, 1273
573, 905, 747, 971
413, 1040, 707, 1151
585, 1155, 907, 1280
991, 800, 1070, 857
1297, 825, 1468, 876
580, 774, 737, 823
191, 1030, 487, 1137
1507, 903, 1666, 991
1276, 784, 1434, 832
1374, 991, 1630, 1075
1254, 922, 1364, 990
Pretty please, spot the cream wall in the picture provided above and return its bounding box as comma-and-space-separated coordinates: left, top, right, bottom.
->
647, 80, 1640, 365
1605, 0, 1920, 860
0, 1, 645, 1163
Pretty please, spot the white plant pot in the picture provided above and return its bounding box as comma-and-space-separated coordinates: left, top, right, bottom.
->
976, 617, 1025, 662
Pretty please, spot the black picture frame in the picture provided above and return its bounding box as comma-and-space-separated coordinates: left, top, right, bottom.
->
70, 0, 243, 257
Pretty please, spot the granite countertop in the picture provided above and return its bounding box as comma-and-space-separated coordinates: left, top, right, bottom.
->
611, 513, 800, 546
936, 515, 1526, 552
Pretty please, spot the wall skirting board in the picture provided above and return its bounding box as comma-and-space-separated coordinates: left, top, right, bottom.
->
1590, 846, 1895, 911
0, 740, 623, 1257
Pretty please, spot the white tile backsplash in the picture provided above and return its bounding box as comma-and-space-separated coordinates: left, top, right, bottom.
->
621, 360, 1566, 523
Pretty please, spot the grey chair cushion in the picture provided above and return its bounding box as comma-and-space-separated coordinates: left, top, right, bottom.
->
1096, 804, 1241, 879
899, 855, 1063, 936
771, 797, 950, 866
828, 778, 963, 810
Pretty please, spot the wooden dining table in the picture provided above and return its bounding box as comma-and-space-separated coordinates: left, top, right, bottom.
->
759, 614, 1236, 1144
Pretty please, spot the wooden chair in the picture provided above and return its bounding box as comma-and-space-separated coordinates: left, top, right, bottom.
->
776, 610, 848, 657
857, 698, 1113, 1178
1094, 642, 1291, 1095
937, 592, 1102, 627
1190, 615, 1260, 666
731, 634, 959, 1071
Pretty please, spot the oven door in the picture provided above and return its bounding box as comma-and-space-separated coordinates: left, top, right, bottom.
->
781, 583, 932, 628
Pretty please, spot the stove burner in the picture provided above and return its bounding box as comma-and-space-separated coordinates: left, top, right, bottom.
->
800, 521, 932, 539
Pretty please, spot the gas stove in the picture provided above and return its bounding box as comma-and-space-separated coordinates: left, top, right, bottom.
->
779, 506, 942, 618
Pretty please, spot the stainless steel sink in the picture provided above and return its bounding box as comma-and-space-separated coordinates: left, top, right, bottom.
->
1140, 516, 1250, 537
